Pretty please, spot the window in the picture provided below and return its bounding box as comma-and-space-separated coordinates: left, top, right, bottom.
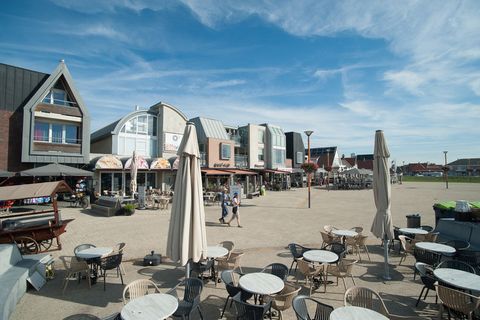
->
43, 89, 73, 106
33, 121, 80, 144
296, 152, 303, 164
118, 114, 158, 157
258, 130, 265, 144
258, 148, 264, 161
274, 149, 285, 165
221, 143, 231, 160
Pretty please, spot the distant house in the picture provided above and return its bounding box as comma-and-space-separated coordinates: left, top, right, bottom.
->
309, 147, 342, 171
0, 61, 90, 172
405, 162, 444, 176
448, 158, 480, 176
356, 154, 374, 171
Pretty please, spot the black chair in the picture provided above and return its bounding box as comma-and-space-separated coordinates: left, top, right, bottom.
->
220, 270, 253, 318
444, 239, 470, 251
292, 295, 333, 320
168, 278, 204, 320
413, 247, 441, 280
190, 259, 215, 282
415, 262, 437, 307
288, 243, 312, 274
261, 263, 289, 280
232, 292, 272, 320
420, 225, 434, 232
437, 260, 476, 274
455, 250, 480, 274
325, 243, 346, 261
388, 227, 401, 253
97, 253, 124, 291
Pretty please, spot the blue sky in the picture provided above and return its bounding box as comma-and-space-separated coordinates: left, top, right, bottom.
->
1, 1, 480, 164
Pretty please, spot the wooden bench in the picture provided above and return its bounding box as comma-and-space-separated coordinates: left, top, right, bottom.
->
247, 191, 260, 199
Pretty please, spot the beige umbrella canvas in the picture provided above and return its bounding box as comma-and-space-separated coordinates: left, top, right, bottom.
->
130, 151, 138, 195
371, 130, 394, 279
166, 123, 207, 276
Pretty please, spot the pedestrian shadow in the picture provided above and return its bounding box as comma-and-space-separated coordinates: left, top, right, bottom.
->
206, 221, 230, 227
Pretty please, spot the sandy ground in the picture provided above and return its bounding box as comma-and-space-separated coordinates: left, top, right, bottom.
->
9, 182, 480, 320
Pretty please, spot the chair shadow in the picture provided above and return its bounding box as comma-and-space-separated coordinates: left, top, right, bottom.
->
380, 292, 438, 318
63, 314, 100, 320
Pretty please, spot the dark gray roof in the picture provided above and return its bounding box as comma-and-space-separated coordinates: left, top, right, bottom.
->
91, 119, 121, 142
0, 63, 49, 112
449, 158, 480, 166
20, 163, 93, 177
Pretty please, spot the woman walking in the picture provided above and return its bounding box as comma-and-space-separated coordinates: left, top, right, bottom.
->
226, 193, 242, 228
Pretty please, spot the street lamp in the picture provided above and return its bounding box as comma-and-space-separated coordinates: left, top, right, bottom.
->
304, 130, 314, 208
443, 151, 448, 189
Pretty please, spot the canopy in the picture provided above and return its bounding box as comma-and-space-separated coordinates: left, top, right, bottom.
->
167, 122, 207, 272
124, 155, 149, 170
150, 158, 171, 170
201, 169, 232, 175
94, 155, 123, 169
0, 170, 14, 178
0, 181, 73, 201
20, 163, 93, 177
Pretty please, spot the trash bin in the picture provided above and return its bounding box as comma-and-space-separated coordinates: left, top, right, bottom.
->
406, 214, 421, 228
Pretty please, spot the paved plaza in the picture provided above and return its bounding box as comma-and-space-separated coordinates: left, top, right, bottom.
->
10, 182, 480, 319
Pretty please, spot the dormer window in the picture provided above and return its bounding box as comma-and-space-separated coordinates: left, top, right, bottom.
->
43, 88, 75, 106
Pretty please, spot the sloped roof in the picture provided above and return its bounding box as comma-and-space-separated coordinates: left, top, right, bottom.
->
0, 181, 72, 201
357, 160, 373, 170
91, 119, 121, 142
20, 163, 93, 177
190, 117, 228, 140
449, 158, 480, 166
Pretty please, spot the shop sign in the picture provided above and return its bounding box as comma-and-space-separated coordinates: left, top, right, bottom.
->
164, 133, 183, 152
213, 163, 229, 168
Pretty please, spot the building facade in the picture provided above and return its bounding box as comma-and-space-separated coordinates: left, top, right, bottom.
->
0, 61, 90, 172
285, 132, 306, 187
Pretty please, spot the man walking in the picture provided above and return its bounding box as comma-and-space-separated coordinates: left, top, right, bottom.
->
219, 188, 229, 224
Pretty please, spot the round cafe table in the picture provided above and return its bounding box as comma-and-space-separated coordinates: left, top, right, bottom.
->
206, 246, 228, 259
399, 228, 428, 235
330, 306, 389, 320
415, 242, 456, 255
121, 293, 178, 320
434, 268, 480, 292
76, 247, 113, 259
303, 250, 339, 264
239, 272, 284, 296
332, 229, 358, 238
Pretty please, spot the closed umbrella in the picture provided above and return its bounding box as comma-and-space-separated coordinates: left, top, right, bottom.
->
371, 130, 394, 280
166, 122, 207, 277
130, 151, 138, 195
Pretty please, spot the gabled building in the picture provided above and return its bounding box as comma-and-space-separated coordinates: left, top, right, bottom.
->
448, 158, 480, 176
309, 147, 342, 171
0, 61, 90, 171
356, 154, 374, 171
285, 132, 305, 187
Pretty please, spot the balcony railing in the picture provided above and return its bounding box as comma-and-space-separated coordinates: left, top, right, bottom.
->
235, 155, 248, 168
200, 152, 207, 167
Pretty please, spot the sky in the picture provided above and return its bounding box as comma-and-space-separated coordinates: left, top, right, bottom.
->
1, 0, 480, 165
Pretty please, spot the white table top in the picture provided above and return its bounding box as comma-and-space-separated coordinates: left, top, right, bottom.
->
121, 293, 178, 320
330, 306, 389, 320
332, 229, 358, 237
415, 242, 456, 254
206, 246, 229, 258
303, 250, 339, 263
76, 247, 113, 259
239, 272, 284, 295
434, 268, 480, 291
399, 228, 428, 235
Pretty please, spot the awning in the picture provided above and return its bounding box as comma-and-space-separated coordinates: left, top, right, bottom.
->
150, 158, 171, 170
262, 169, 291, 174
0, 181, 73, 201
201, 169, 232, 175
0, 170, 14, 178
124, 156, 149, 169
94, 155, 123, 169
20, 163, 93, 177
224, 169, 258, 175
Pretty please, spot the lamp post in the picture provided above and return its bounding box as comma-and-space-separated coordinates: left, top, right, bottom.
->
304, 130, 313, 208
443, 151, 448, 189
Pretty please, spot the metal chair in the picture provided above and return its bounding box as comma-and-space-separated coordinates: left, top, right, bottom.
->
270, 282, 301, 319
455, 250, 480, 274
413, 247, 441, 280
436, 260, 476, 274
232, 292, 272, 320
288, 243, 312, 274
98, 253, 124, 291
344, 286, 389, 316
190, 259, 215, 282
167, 278, 204, 320
415, 262, 437, 307
292, 295, 333, 320
122, 279, 160, 304
73, 243, 96, 260
445, 239, 471, 251
261, 263, 289, 280
220, 270, 253, 318
436, 284, 480, 320
59, 256, 91, 294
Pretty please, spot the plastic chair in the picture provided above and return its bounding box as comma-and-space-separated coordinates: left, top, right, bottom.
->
98, 253, 124, 291
351, 235, 371, 261
114, 242, 126, 275
292, 295, 333, 320
261, 263, 289, 281
436, 284, 480, 320
122, 279, 160, 304
326, 258, 357, 291
220, 270, 253, 318
60, 256, 91, 294
288, 243, 312, 274
415, 262, 437, 306
445, 239, 471, 251
167, 277, 204, 320
232, 292, 272, 320
270, 282, 301, 319
344, 286, 389, 316
190, 259, 215, 282
398, 235, 414, 265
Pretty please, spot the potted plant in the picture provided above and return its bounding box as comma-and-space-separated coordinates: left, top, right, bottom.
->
123, 203, 136, 216
301, 162, 319, 174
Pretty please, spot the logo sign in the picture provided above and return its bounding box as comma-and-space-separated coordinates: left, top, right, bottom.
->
164, 133, 183, 152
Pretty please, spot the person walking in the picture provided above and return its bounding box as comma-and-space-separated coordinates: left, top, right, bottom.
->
219, 188, 229, 224
226, 193, 242, 228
